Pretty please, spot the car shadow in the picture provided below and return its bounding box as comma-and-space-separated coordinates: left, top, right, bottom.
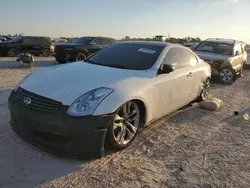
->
168, 105, 210, 126
0, 57, 58, 69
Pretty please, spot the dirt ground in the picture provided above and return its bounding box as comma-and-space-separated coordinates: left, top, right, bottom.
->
0, 57, 250, 188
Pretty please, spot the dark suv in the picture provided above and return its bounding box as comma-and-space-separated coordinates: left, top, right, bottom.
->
0, 36, 54, 57
54, 36, 117, 63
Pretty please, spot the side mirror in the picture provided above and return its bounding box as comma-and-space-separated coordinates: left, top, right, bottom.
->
235, 51, 239, 56
160, 64, 175, 74
90, 42, 96, 45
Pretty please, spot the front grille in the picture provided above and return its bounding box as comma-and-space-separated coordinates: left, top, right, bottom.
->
16, 87, 62, 113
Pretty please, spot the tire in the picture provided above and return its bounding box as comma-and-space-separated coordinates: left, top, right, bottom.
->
106, 101, 141, 150
197, 78, 210, 102
42, 49, 51, 57
57, 60, 66, 64
219, 67, 236, 85
75, 52, 86, 62
8, 48, 18, 57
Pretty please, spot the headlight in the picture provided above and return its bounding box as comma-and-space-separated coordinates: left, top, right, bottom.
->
13, 73, 31, 92
67, 88, 114, 117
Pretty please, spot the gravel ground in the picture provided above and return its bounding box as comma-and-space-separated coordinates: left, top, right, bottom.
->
0, 57, 250, 188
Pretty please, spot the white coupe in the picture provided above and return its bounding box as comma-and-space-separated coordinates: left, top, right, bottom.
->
8, 41, 211, 159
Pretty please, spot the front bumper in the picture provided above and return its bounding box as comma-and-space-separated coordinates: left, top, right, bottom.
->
8, 90, 115, 159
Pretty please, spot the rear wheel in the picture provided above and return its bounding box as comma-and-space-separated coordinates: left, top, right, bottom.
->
107, 101, 141, 150
42, 49, 51, 57
8, 48, 18, 57
75, 52, 86, 62
219, 68, 236, 85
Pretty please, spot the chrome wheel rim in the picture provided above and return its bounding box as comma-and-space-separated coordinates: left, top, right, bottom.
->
220, 69, 233, 82
113, 101, 140, 145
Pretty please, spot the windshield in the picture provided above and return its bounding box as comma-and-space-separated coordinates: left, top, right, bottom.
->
70, 37, 95, 45
247, 48, 250, 54
86, 43, 164, 70
195, 41, 233, 56
8, 36, 24, 43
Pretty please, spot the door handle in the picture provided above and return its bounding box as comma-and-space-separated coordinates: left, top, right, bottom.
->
187, 72, 193, 77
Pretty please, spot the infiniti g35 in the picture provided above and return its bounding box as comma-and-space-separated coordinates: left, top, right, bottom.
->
8, 41, 211, 159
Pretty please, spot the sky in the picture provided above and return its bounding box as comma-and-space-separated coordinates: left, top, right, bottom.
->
1, 0, 250, 43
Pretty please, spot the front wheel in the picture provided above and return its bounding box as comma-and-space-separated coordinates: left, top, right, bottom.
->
219, 68, 236, 85
106, 101, 141, 150
197, 78, 210, 102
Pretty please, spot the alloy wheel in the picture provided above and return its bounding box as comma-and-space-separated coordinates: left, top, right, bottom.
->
220, 69, 233, 82
113, 101, 140, 145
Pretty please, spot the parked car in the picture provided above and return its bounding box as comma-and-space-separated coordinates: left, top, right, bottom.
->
8, 41, 211, 159
53, 38, 68, 44
0, 36, 54, 57
194, 38, 247, 84
246, 46, 250, 65
184, 42, 199, 50
54, 36, 117, 63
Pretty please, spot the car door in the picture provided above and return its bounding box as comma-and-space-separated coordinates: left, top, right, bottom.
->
154, 47, 196, 119
18, 37, 32, 53
88, 37, 103, 55
30, 37, 43, 55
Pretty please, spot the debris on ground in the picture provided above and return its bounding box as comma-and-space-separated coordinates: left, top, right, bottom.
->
199, 98, 224, 111
243, 113, 249, 120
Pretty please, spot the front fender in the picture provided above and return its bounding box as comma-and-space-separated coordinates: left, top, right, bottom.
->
93, 90, 150, 121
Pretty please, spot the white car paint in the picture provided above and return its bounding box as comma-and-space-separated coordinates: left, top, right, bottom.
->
19, 44, 211, 125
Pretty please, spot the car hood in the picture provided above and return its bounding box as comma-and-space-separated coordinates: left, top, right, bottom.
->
20, 62, 149, 105
195, 51, 229, 62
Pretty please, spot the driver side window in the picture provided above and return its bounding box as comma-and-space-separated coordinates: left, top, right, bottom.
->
163, 47, 198, 69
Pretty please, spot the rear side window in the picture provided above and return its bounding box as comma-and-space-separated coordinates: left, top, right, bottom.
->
110, 39, 117, 44
87, 43, 164, 70
22, 37, 32, 45
163, 47, 198, 69
31, 37, 41, 45
39, 37, 50, 45
102, 38, 110, 46
93, 38, 101, 45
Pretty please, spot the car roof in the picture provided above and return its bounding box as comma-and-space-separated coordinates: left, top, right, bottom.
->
118, 41, 178, 47
205, 38, 236, 44
79, 36, 116, 40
